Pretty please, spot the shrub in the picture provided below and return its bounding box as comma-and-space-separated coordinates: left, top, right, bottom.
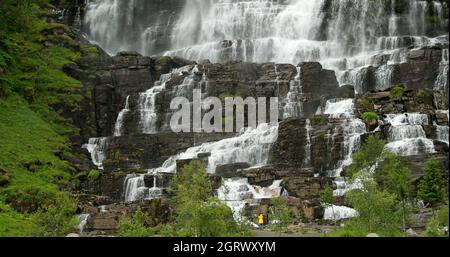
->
391, 84, 405, 98
34, 194, 78, 236
362, 112, 378, 124
87, 170, 100, 181
418, 157, 445, 210
117, 208, 155, 237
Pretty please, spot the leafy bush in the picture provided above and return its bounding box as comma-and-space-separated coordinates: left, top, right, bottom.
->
391, 84, 405, 98
269, 196, 295, 233
117, 208, 156, 237
34, 194, 78, 236
437, 203, 449, 227
362, 112, 378, 124
87, 170, 100, 181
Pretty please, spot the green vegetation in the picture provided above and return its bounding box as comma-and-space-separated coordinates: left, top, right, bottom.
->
269, 196, 294, 234
0, 1, 82, 236
87, 170, 100, 181
320, 184, 336, 227
375, 152, 412, 232
118, 208, 158, 237
391, 84, 405, 98
362, 112, 378, 124
327, 136, 430, 237
171, 161, 252, 237
418, 157, 446, 211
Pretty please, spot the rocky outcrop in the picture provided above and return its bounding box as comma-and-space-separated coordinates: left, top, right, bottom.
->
103, 132, 236, 172
80, 198, 173, 235
269, 117, 344, 174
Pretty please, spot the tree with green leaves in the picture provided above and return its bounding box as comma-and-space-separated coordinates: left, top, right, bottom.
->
346, 135, 386, 178
418, 156, 445, 212
347, 172, 401, 234
375, 151, 412, 233
171, 160, 251, 237
269, 196, 294, 235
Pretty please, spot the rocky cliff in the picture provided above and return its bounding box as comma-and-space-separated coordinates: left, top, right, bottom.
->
49, 0, 450, 235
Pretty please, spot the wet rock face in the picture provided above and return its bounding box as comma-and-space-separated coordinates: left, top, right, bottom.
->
395, 47, 444, 90
78, 172, 127, 202
81, 198, 173, 235
269, 118, 344, 174
103, 132, 236, 172
237, 165, 332, 201
64, 53, 194, 140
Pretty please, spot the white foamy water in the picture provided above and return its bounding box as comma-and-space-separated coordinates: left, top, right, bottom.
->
384, 113, 435, 156
113, 95, 130, 137
85, 0, 448, 92
217, 177, 283, 220
323, 205, 358, 221
124, 123, 279, 202
82, 137, 109, 170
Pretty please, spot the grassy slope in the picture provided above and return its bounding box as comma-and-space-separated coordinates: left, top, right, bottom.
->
0, 2, 85, 236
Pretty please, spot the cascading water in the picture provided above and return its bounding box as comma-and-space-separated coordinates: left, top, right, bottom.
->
138, 65, 194, 134
323, 205, 358, 221
217, 178, 283, 221
113, 95, 130, 137
124, 123, 279, 202
323, 99, 367, 195
384, 113, 435, 156
84, 0, 448, 91
283, 66, 303, 119
303, 119, 312, 167
82, 137, 109, 169
435, 48, 449, 91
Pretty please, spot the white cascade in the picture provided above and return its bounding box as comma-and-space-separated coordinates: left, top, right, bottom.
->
138, 66, 194, 134
435, 48, 449, 91
323, 205, 358, 221
78, 214, 90, 235
283, 66, 303, 118
323, 99, 367, 195
384, 113, 435, 156
124, 123, 279, 202
82, 137, 109, 170
304, 118, 312, 167
113, 95, 130, 137
217, 177, 283, 221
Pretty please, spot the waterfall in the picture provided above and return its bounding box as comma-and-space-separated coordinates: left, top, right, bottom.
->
304, 118, 312, 167
84, 0, 448, 93
124, 123, 279, 202
82, 137, 109, 170
217, 177, 283, 221
150, 123, 278, 175
324, 99, 357, 119
436, 124, 449, 145
323, 99, 367, 195
323, 205, 358, 221
435, 48, 449, 91
78, 214, 90, 235
384, 113, 435, 156
283, 66, 303, 118
113, 95, 130, 137
138, 66, 194, 134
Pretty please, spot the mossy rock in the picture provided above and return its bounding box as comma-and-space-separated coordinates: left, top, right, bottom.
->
0, 175, 10, 187
41, 23, 71, 35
